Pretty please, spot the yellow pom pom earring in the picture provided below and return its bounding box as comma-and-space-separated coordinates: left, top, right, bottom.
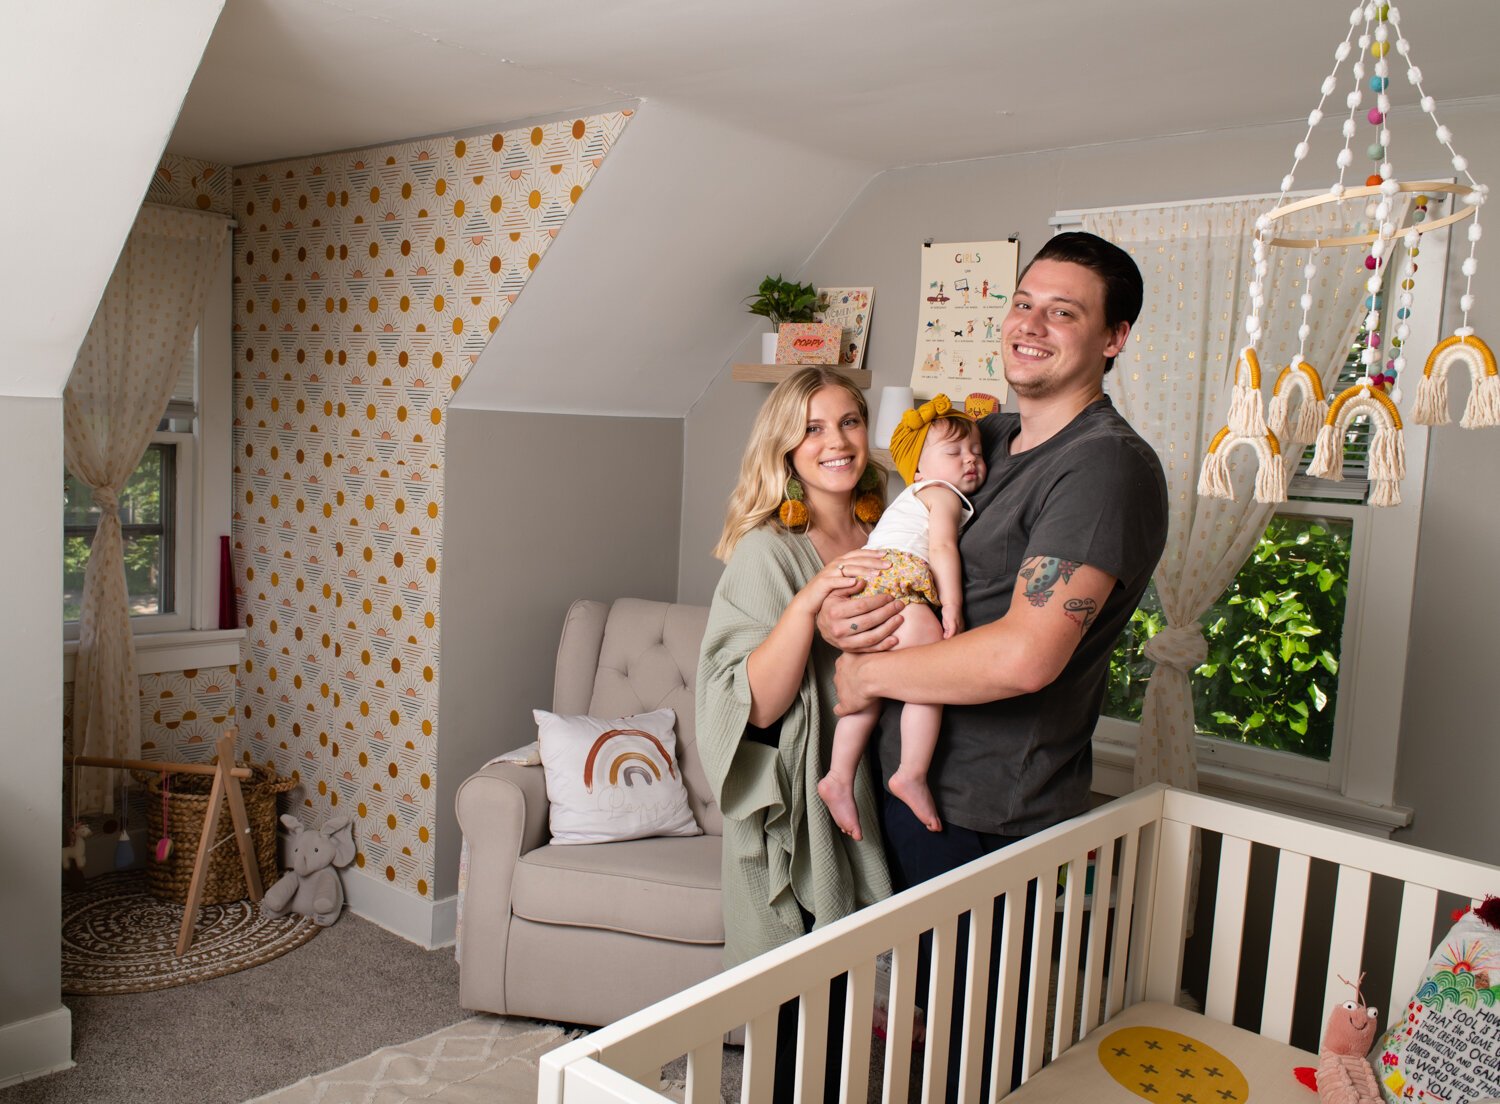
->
778, 476, 809, 529
855, 466, 884, 525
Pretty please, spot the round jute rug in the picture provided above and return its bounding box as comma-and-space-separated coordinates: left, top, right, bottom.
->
62, 871, 321, 994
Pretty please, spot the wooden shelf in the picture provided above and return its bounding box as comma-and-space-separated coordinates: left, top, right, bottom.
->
731, 363, 872, 389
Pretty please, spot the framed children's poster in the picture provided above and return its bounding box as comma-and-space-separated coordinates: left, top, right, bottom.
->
911, 240, 1018, 403
816, 287, 875, 373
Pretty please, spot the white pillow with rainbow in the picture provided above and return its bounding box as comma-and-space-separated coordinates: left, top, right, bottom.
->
535, 707, 702, 845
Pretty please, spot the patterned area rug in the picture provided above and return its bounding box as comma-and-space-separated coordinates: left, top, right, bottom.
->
245, 1017, 579, 1103
62, 871, 320, 994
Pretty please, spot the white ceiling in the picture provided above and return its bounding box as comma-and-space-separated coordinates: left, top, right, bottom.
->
171, 0, 1500, 170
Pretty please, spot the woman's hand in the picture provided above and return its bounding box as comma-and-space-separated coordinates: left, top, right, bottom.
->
791, 550, 893, 620
817, 587, 905, 653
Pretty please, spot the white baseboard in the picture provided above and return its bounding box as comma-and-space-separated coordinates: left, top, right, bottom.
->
341, 864, 457, 950
0, 1006, 72, 1089
276, 831, 456, 950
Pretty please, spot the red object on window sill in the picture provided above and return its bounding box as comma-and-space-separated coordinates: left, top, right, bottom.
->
218, 535, 238, 630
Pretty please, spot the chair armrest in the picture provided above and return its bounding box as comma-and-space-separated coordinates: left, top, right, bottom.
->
454, 760, 551, 1013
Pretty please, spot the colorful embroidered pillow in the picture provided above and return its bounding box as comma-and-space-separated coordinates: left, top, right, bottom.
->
1378, 897, 1500, 1103
534, 707, 701, 845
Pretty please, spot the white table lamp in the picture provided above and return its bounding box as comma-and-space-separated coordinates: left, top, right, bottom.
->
872, 386, 914, 452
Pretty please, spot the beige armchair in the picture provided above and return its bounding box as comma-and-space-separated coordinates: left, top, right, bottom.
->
455, 597, 725, 1027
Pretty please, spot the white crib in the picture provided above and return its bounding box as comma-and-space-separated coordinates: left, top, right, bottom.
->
539, 784, 1498, 1104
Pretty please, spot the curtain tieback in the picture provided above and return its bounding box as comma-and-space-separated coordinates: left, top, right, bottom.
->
90, 487, 120, 515
1144, 624, 1208, 671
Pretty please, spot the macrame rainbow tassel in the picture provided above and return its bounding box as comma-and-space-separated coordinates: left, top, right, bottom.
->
1412, 333, 1499, 428
1266, 360, 1329, 447
1311, 383, 1407, 506
1198, 426, 1286, 504
1227, 346, 1269, 438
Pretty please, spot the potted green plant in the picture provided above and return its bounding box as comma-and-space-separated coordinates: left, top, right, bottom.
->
746, 275, 824, 363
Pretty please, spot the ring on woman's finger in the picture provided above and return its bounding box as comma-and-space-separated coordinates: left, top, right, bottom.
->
850, 621, 860, 633
839, 564, 847, 578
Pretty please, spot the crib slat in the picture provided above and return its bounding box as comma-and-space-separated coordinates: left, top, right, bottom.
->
881, 936, 919, 1104
741, 1009, 778, 1104
1204, 834, 1252, 1024
956, 896, 993, 1104
1022, 873, 1057, 1080
991, 887, 1026, 1101
796, 983, 830, 1104
1390, 883, 1440, 1027
1260, 849, 1310, 1044
1080, 837, 1116, 1036
921, 915, 958, 1104
1108, 827, 1141, 1019
839, 958, 876, 1104
1052, 850, 1089, 1058
1144, 818, 1194, 1004
1321, 865, 1373, 1019
685, 1038, 723, 1104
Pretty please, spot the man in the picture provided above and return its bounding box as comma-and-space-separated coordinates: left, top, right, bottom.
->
822, 231, 1168, 1090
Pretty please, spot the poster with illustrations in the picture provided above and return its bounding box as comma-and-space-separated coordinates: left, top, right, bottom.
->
911, 239, 1018, 407
817, 287, 875, 373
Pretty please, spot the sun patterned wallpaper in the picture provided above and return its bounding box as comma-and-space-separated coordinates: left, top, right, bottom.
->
64, 666, 239, 765
231, 111, 631, 900
147, 154, 233, 216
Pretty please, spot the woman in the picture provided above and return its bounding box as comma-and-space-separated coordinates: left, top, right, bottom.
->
696, 366, 893, 970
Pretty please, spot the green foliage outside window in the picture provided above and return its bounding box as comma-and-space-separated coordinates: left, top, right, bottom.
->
1104, 514, 1353, 761
63, 446, 169, 620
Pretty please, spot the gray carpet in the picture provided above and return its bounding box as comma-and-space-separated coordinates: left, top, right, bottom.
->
0, 913, 466, 1104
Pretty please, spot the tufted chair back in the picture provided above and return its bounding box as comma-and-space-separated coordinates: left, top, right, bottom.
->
551, 597, 721, 836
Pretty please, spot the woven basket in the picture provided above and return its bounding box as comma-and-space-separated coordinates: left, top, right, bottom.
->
133, 765, 295, 906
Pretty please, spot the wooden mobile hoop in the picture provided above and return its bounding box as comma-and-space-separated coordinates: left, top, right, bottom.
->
1198, 1, 1492, 509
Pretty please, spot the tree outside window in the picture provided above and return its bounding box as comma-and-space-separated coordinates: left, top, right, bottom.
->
63, 443, 175, 621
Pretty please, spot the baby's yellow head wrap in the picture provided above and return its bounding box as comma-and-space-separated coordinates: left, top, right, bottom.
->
887, 393, 974, 485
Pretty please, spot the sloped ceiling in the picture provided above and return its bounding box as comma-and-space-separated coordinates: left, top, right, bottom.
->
165, 0, 1500, 417
450, 102, 874, 415
0, 0, 226, 395
172, 0, 1500, 170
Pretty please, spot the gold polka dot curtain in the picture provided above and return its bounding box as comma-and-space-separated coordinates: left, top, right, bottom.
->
64, 204, 229, 814
1084, 197, 1380, 791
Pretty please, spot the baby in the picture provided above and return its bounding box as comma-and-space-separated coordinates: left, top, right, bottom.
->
818, 394, 985, 839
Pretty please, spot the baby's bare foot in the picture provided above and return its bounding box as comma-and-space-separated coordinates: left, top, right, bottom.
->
889, 769, 942, 832
817, 773, 863, 840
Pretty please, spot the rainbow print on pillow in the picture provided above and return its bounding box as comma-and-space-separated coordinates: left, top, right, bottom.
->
535, 708, 702, 845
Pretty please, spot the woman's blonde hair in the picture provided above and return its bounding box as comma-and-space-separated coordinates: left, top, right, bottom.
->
713, 367, 886, 562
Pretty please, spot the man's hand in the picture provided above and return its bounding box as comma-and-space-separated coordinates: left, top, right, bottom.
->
834, 652, 878, 715
816, 588, 904, 653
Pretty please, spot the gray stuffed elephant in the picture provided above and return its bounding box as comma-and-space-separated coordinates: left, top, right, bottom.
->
261, 813, 354, 926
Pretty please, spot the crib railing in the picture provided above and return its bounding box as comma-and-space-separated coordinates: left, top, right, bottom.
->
539, 784, 1498, 1104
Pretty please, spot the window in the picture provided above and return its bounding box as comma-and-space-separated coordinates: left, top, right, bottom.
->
64, 436, 192, 629
1056, 191, 1450, 827
62, 236, 234, 644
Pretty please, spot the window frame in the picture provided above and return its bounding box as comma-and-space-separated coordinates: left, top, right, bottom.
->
1054, 192, 1448, 830
63, 434, 195, 638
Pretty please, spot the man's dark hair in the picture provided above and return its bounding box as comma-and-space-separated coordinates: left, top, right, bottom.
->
1019, 231, 1143, 373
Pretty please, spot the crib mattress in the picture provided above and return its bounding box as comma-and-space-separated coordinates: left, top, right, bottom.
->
1005, 1000, 1321, 1104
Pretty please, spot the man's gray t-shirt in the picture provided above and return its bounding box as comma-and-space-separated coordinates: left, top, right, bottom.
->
876, 396, 1167, 836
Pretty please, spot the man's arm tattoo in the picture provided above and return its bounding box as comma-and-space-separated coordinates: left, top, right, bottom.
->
1064, 598, 1098, 633
1018, 556, 1081, 608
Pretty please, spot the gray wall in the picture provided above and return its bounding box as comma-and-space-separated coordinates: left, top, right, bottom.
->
678, 102, 1500, 866
0, 396, 67, 1070
436, 409, 684, 896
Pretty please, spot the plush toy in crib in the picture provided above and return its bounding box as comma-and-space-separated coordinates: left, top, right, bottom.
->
261, 813, 354, 926
1315, 974, 1382, 1104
